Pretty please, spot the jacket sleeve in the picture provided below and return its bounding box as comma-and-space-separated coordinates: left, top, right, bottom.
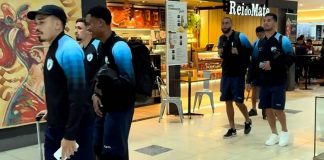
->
239, 33, 253, 68
58, 44, 87, 140
112, 41, 136, 85
246, 40, 259, 85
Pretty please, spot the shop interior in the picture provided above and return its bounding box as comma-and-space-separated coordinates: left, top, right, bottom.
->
105, 0, 274, 120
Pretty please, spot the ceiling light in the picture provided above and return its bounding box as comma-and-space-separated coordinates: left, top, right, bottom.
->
299, 3, 303, 7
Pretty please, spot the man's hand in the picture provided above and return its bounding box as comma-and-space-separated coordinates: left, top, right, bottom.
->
246, 84, 252, 92
36, 110, 47, 120
263, 61, 271, 70
92, 94, 103, 117
218, 48, 223, 57
61, 139, 78, 160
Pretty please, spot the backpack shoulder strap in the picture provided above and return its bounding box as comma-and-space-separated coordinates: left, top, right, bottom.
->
252, 40, 260, 60
233, 31, 241, 47
104, 32, 125, 73
279, 34, 283, 52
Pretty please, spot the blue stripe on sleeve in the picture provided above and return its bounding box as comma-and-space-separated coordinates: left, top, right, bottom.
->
56, 36, 86, 90
217, 37, 222, 49
239, 33, 252, 49
281, 36, 294, 55
112, 41, 135, 84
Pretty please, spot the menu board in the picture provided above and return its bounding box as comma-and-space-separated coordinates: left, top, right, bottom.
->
285, 13, 297, 43
316, 25, 322, 40
166, 1, 188, 66
107, 4, 161, 29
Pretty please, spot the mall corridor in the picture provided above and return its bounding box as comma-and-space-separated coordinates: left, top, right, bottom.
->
0, 85, 322, 160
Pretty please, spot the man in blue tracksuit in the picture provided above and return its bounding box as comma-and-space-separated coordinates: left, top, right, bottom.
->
247, 26, 266, 119
86, 6, 135, 160
75, 18, 102, 109
218, 17, 253, 138
247, 13, 295, 147
27, 5, 94, 160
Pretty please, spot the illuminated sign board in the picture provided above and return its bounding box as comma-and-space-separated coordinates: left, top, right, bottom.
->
228, 1, 270, 17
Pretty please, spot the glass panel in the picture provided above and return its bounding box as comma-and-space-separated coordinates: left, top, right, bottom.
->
315, 96, 324, 160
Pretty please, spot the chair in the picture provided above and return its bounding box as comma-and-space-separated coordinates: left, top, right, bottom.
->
193, 71, 215, 113
156, 76, 184, 123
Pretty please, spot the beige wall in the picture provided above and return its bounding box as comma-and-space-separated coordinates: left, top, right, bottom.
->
200, 10, 263, 48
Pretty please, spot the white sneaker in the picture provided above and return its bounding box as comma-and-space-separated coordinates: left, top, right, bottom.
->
265, 134, 279, 146
279, 131, 290, 147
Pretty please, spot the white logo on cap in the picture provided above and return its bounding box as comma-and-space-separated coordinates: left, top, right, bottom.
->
47, 58, 54, 71
87, 53, 93, 62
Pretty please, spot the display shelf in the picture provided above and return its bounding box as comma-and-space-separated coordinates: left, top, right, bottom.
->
113, 28, 161, 31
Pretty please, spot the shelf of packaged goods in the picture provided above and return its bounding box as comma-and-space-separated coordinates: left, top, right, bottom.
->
197, 59, 222, 62
197, 69, 222, 80
113, 28, 161, 31
197, 58, 222, 71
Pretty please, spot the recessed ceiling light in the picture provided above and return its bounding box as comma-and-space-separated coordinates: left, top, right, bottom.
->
299, 3, 303, 7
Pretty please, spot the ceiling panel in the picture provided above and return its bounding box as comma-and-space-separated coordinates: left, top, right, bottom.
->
288, 0, 324, 11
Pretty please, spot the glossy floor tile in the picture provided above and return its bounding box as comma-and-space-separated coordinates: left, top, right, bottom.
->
1, 84, 323, 160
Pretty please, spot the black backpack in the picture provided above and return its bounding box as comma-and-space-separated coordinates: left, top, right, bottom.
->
97, 34, 154, 105
127, 39, 155, 102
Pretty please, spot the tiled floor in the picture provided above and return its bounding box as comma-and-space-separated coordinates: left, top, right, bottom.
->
1, 84, 324, 160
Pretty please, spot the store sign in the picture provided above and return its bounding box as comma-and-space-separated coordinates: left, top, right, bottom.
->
228, 1, 270, 17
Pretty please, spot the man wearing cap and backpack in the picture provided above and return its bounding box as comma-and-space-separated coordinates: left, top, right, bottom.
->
27, 5, 94, 160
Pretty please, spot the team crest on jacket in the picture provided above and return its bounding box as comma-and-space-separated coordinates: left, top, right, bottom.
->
105, 56, 109, 64
271, 46, 277, 52
47, 58, 54, 71
87, 53, 93, 62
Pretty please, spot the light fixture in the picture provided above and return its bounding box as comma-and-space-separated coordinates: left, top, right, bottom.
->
299, 3, 303, 7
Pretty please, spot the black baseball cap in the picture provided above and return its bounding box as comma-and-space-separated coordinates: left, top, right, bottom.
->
27, 5, 67, 26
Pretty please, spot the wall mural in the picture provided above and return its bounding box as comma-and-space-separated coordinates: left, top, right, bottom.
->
0, 0, 81, 128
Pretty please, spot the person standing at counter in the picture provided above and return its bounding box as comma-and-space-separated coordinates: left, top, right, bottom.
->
218, 17, 253, 138
306, 39, 315, 55
247, 13, 295, 147
27, 5, 94, 160
86, 6, 136, 160
247, 26, 266, 120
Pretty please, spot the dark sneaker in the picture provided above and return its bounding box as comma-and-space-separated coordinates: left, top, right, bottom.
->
262, 109, 267, 120
248, 109, 257, 116
224, 128, 237, 138
244, 121, 252, 134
